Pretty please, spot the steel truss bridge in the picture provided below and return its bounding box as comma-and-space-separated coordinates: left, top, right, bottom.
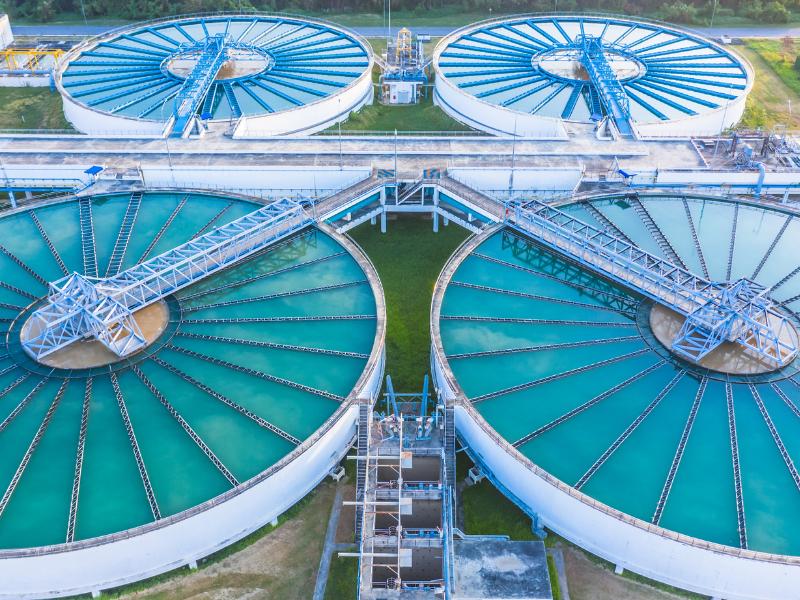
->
506, 197, 798, 366
22, 198, 311, 360
20, 176, 799, 368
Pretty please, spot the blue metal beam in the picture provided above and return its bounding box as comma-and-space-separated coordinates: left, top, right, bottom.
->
249, 77, 303, 106
458, 71, 543, 89
457, 35, 534, 57
484, 27, 548, 52
440, 51, 530, 63
97, 42, 168, 58
145, 27, 182, 48
525, 20, 561, 46
109, 81, 178, 114
171, 34, 230, 136
501, 81, 552, 107
477, 76, 546, 98
138, 89, 179, 118
121, 33, 175, 53
646, 76, 736, 100
79, 51, 161, 61
635, 79, 720, 108
579, 36, 634, 137
620, 87, 669, 120
627, 82, 697, 115
562, 83, 585, 119
238, 82, 274, 113
531, 82, 568, 114
647, 72, 745, 90
265, 70, 344, 88
70, 74, 164, 98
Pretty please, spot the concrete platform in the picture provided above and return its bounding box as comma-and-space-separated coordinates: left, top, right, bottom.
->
453, 539, 552, 600
649, 303, 798, 375
20, 300, 169, 369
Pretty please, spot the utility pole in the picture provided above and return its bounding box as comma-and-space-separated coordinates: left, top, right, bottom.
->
710, 0, 719, 28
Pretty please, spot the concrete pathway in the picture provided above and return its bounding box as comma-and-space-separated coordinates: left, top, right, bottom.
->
313, 487, 346, 600
548, 546, 571, 600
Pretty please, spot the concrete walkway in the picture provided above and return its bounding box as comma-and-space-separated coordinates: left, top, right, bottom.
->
313, 487, 348, 600
548, 546, 571, 600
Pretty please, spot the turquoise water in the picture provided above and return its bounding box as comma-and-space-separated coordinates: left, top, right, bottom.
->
440, 195, 800, 555
0, 192, 376, 550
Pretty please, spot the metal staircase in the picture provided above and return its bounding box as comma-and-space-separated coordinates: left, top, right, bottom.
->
578, 35, 635, 138
444, 406, 456, 489
354, 400, 370, 539
78, 196, 98, 277
627, 194, 687, 269
105, 191, 143, 277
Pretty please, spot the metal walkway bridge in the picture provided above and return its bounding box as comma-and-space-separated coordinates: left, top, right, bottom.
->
22, 198, 311, 360
506, 197, 799, 366
19, 176, 800, 368
577, 36, 636, 138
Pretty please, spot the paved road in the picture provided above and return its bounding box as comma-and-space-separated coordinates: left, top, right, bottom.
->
11, 22, 800, 39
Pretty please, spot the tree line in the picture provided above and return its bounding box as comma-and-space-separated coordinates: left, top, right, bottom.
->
1, 0, 797, 26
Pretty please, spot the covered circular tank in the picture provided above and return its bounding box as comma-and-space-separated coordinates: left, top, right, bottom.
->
433, 16, 752, 138
56, 14, 374, 136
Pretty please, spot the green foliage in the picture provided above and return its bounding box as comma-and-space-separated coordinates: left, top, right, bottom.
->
3, 0, 799, 25
795, 55, 800, 73
349, 215, 468, 390
746, 39, 800, 97
324, 556, 358, 600
659, 1, 699, 23
0, 87, 71, 130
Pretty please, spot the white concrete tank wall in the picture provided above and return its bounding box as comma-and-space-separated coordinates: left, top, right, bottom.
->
233, 70, 374, 138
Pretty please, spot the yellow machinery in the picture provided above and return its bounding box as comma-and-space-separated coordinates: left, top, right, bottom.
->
0, 48, 64, 73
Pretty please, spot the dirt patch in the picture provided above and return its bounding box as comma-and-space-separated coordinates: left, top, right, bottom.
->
562, 545, 695, 600
118, 483, 338, 600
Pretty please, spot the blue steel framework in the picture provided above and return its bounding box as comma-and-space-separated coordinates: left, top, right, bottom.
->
59, 15, 370, 128
436, 16, 749, 127
22, 198, 311, 360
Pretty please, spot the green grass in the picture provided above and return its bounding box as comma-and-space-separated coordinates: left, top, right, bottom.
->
736, 41, 800, 129
324, 556, 359, 600
0, 87, 71, 130
339, 90, 471, 132
745, 39, 800, 96
457, 455, 539, 540
349, 215, 469, 391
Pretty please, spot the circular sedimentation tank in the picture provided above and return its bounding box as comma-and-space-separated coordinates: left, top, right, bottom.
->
0, 191, 383, 597
433, 15, 752, 138
56, 14, 374, 136
432, 194, 800, 599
